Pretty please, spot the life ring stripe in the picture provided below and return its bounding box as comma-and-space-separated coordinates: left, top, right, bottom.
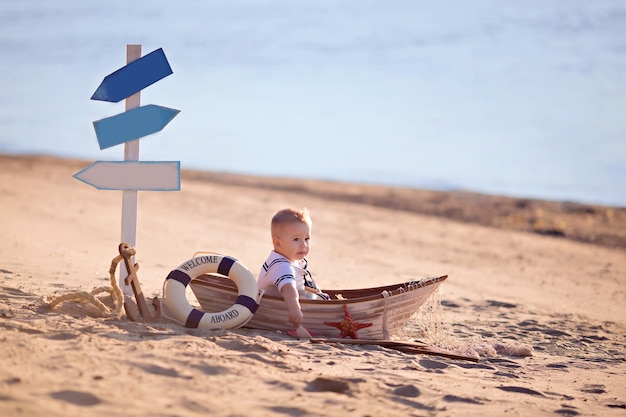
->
236, 295, 259, 313
217, 256, 235, 276
185, 308, 205, 328
167, 269, 191, 287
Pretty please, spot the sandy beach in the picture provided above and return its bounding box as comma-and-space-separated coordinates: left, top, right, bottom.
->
1, 154, 624, 416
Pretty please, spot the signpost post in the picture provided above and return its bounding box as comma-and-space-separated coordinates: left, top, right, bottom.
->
121, 45, 142, 294
74, 44, 180, 294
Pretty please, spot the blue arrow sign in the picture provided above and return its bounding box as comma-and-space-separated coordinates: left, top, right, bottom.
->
91, 48, 173, 103
93, 104, 180, 150
73, 161, 181, 191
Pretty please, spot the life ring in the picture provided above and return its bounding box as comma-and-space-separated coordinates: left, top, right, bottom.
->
163, 254, 260, 329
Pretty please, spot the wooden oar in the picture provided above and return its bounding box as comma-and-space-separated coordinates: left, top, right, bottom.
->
310, 338, 480, 362
311, 338, 428, 347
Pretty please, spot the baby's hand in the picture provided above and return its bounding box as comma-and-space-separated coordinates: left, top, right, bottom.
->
280, 284, 304, 327
288, 308, 304, 327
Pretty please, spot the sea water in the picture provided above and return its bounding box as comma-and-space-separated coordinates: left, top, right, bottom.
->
0, 0, 624, 207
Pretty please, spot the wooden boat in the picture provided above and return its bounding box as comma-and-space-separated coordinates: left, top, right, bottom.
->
190, 274, 447, 339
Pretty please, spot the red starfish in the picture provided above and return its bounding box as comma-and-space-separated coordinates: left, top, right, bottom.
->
324, 305, 373, 339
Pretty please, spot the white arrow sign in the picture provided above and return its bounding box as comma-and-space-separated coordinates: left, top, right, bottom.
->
73, 161, 180, 191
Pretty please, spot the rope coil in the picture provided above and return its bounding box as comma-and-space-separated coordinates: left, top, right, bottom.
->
44, 249, 132, 318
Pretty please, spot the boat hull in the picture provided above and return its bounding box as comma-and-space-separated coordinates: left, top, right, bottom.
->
190, 274, 447, 339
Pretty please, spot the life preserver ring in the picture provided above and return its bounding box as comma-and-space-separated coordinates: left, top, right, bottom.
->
163, 254, 260, 329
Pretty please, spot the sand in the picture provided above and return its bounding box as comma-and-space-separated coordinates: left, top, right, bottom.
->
0, 154, 624, 416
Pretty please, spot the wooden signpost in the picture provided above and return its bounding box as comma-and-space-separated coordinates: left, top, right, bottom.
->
74, 45, 180, 294
93, 104, 180, 150
91, 47, 173, 103
73, 161, 180, 191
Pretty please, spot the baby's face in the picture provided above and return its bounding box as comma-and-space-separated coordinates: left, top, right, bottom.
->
274, 221, 311, 262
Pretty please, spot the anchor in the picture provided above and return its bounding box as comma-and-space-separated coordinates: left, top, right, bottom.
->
118, 242, 161, 322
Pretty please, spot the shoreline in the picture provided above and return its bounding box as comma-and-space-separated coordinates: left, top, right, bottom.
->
182, 166, 626, 250
6, 153, 623, 249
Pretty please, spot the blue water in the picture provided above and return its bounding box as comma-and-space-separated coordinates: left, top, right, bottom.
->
1, 0, 625, 207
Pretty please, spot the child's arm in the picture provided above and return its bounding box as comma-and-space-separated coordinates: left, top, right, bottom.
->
280, 284, 303, 327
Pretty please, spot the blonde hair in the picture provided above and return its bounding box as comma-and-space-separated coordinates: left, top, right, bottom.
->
271, 208, 312, 238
